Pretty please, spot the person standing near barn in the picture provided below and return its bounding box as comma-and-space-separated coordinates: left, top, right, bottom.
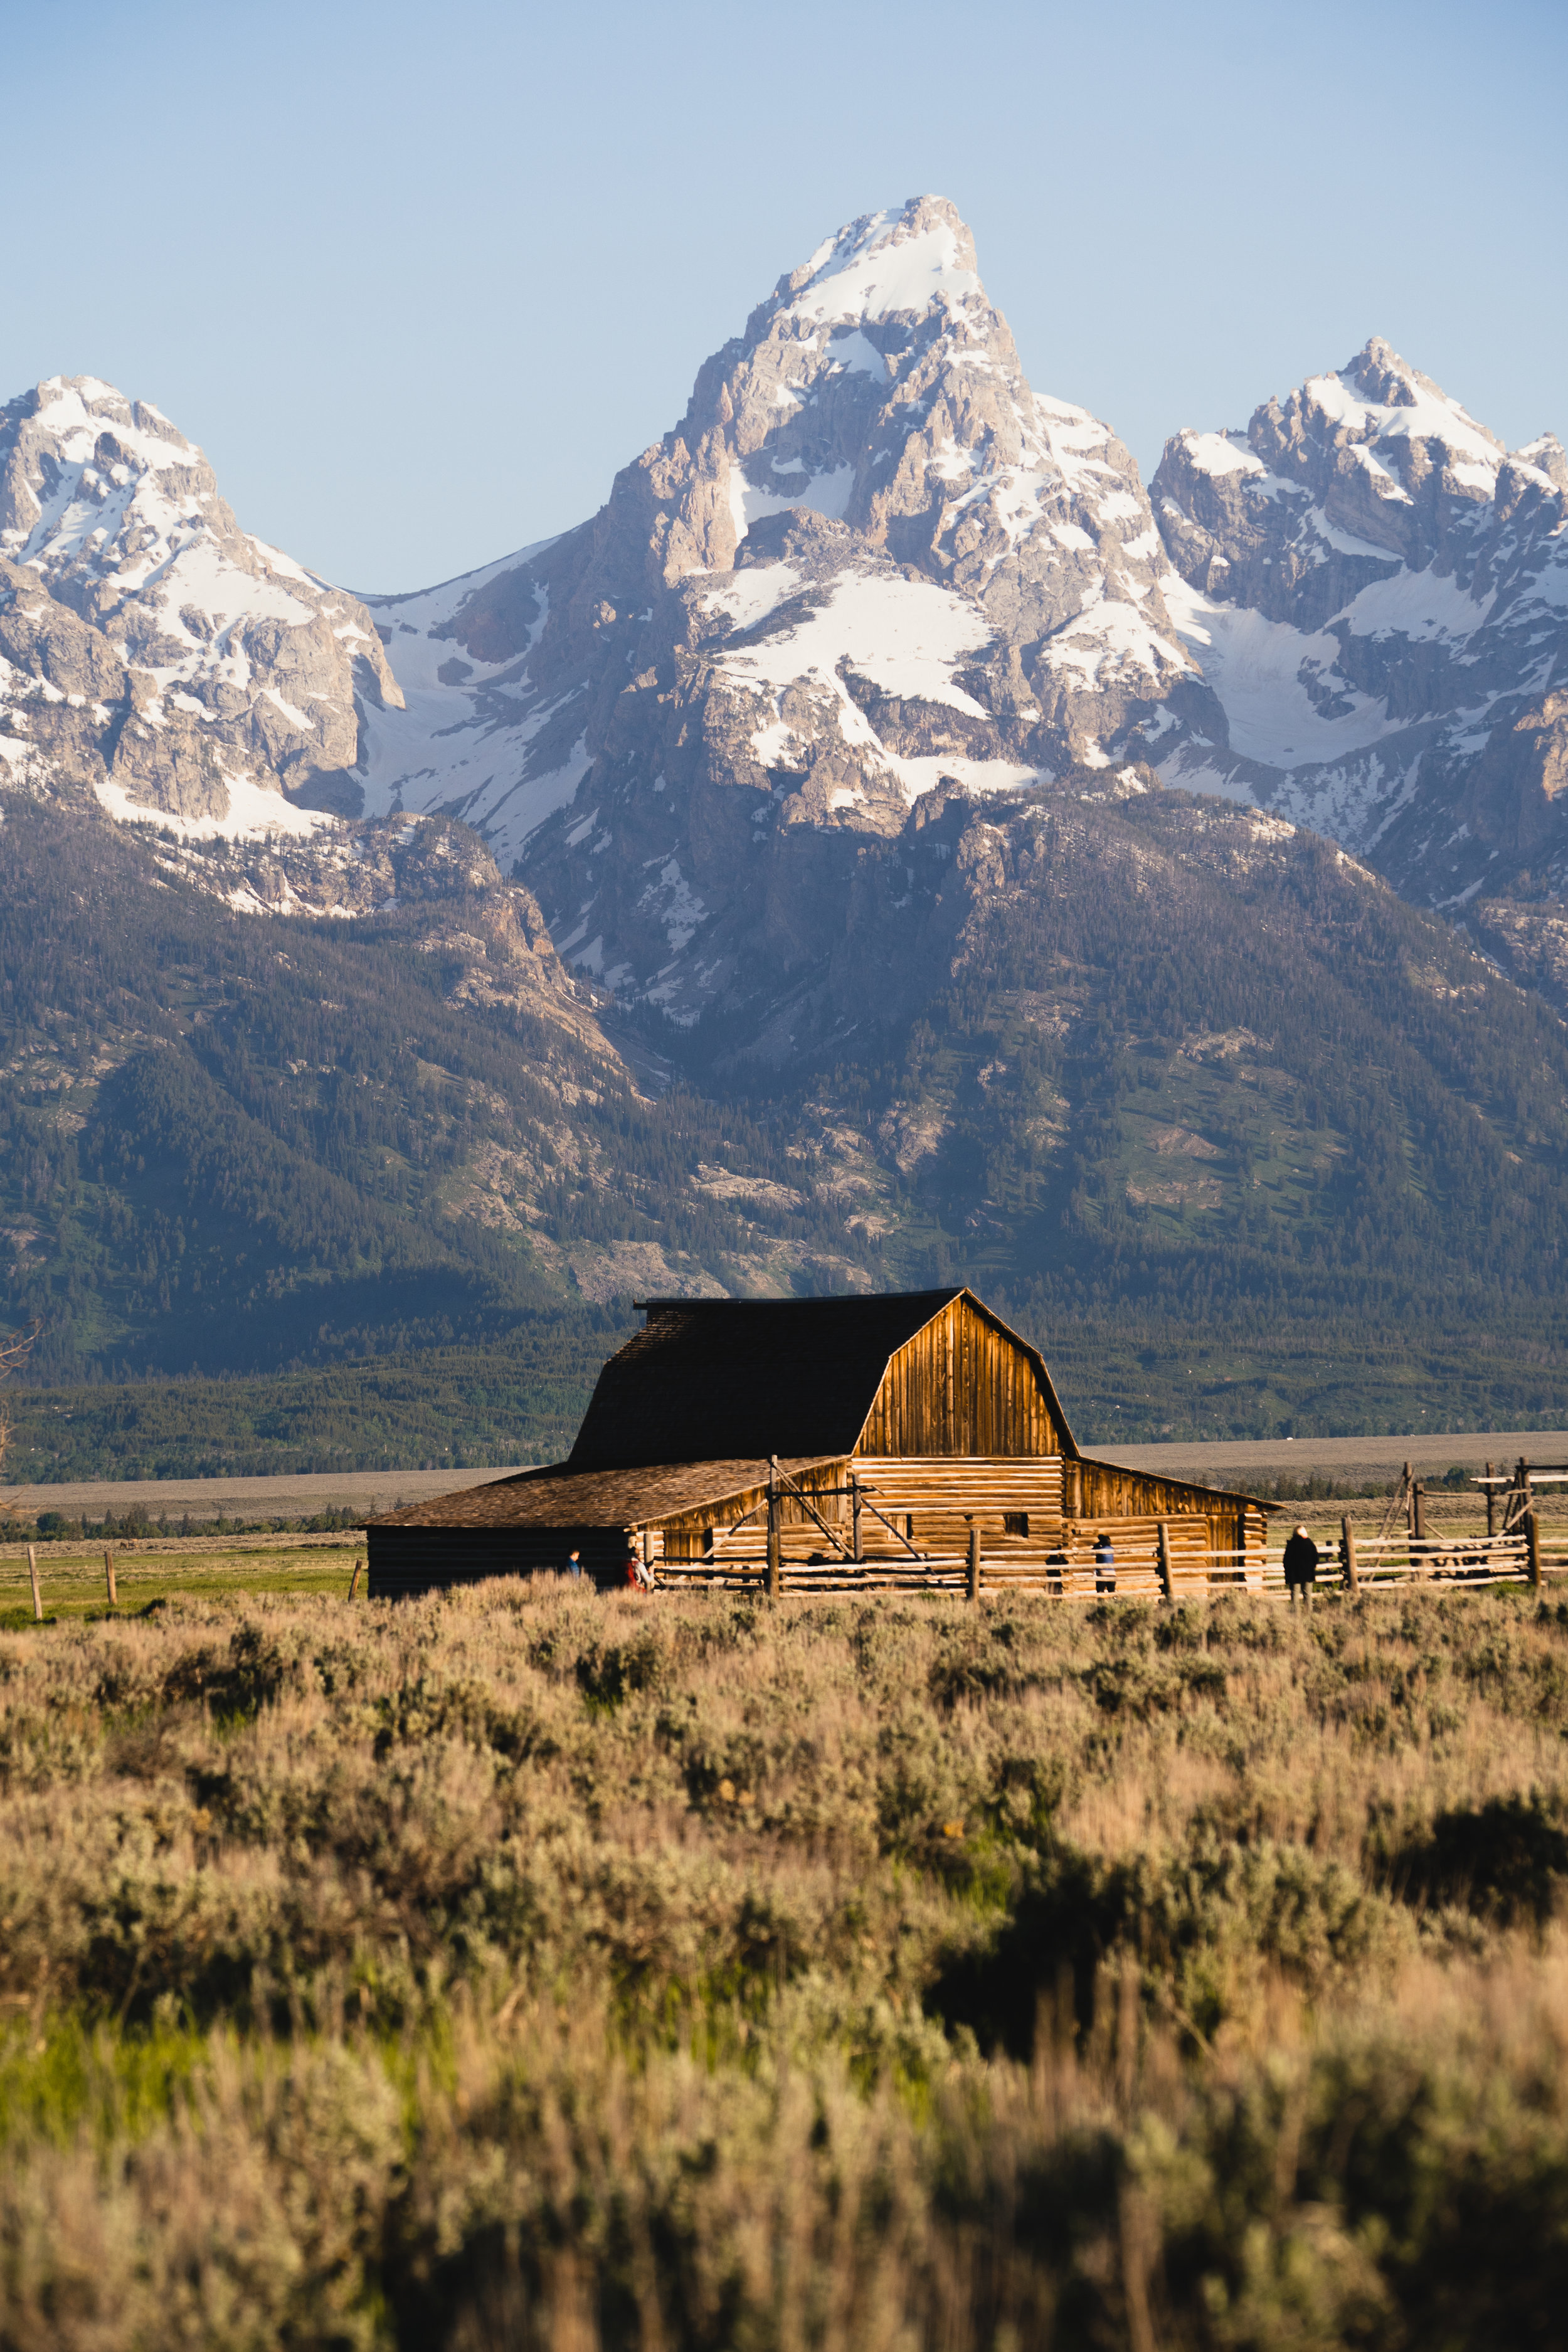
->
1283, 1522, 1319, 1608
1093, 1532, 1115, 1595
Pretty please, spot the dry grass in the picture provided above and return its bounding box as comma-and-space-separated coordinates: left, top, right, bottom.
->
4, 1579, 1568, 2346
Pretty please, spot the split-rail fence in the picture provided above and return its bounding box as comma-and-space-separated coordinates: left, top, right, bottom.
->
651, 1518, 1565, 1602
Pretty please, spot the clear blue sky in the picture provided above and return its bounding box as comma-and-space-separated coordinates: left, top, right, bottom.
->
4, 0, 1563, 592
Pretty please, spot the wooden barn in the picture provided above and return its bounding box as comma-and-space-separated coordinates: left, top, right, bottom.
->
367, 1287, 1268, 1599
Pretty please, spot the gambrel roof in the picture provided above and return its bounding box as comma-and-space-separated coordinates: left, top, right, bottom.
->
562, 1286, 1079, 1471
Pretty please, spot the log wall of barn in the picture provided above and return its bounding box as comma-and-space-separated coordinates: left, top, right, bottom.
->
850, 1456, 1066, 1552
1068, 1459, 1255, 1556
654, 1459, 1258, 1569
854, 1296, 1067, 1456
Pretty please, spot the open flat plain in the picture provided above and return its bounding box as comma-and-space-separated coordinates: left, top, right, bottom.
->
1098, 1428, 1568, 1485
1, 1464, 527, 1523
8, 1432, 1568, 1530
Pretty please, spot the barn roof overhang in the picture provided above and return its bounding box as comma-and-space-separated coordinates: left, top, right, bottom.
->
366, 1456, 849, 1534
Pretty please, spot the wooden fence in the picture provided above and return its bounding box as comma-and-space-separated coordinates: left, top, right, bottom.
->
652, 1518, 1566, 1601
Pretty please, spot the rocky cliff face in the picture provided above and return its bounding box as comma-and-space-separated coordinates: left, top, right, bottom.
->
356, 198, 1209, 1019
6, 228, 1568, 1044
0, 376, 403, 832
1151, 339, 1568, 947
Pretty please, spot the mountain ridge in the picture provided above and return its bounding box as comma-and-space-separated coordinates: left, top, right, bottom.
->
2, 199, 1567, 1440
1151, 334, 1568, 988
6, 207, 1564, 1010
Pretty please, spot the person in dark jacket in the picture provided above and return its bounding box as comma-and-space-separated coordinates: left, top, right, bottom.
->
1283, 1523, 1319, 1607
1093, 1533, 1116, 1595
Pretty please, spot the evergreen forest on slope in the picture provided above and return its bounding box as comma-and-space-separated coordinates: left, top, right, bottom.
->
3, 783, 1567, 1476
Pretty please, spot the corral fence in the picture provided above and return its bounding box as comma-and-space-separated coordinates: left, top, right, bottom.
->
654, 1519, 1566, 1602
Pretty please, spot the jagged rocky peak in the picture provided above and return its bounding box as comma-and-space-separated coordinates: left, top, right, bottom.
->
1249, 336, 1510, 553
373, 195, 1201, 936
610, 194, 1178, 657
1150, 339, 1568, 924
0, 375, 401, 831
1155, 336, 1520, 600
1516, 433, 1568, 492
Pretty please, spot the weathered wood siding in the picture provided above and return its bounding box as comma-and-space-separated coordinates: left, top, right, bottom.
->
1066, 1459, 1258, 1559
854, 1295, 1067, 1457
851, 1456, 1066, 1554
657, 1461, 849, 1562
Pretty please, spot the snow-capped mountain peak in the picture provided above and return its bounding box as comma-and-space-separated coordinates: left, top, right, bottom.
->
1515, 433, 1568, 492
10, 238, 1563, 1039
1253, 335, 1508, 522
1152, 338, 1568, 913
774, 194, 983, 328
352, 194, 1198, 1012
0, 374, 402, 837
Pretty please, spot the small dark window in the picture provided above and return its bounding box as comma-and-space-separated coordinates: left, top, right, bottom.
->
905, 1514, 916, 1541
1005, 1512, 1030, 1538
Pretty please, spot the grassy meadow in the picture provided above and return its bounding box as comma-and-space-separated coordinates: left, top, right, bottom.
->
0, 1540, 364, 1630
4, 1576, 1568, 2346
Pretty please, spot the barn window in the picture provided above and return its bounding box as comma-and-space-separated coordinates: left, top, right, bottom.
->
1005, 1512, 1029, 1538
905, 1515, 915, 1542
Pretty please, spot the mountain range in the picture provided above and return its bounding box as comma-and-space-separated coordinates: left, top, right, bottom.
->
3, 194, 1567, 1446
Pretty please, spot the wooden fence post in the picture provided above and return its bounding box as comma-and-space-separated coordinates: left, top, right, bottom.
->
104, 1547, 117, 1607
850, 1475, 863, 1564
967, 1524, 982, 1603
348, 1558, 363, 1599
1527, 1511, 1542, 1591
1156, 1521, 1174, 1604
27, 1544, 42, 1623
1485, 1462, 1496, 1540
1412, 1481, 1427, 1544
766, 1457, 781, 1601
1341, 1516, 1359, 1597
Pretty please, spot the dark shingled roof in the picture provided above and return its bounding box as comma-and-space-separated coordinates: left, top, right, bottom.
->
368, 1457, 842, 1532
564, 1288, 999, 1472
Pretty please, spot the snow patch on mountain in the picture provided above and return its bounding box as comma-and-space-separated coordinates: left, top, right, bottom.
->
718, 572, 993, 721
729, 461, 855, 543
1162, 573, 1397, 768
1152, 337, 1568, 894
785, 207, 981, 325
352, 538, 600, 862
94, 766, 336, 844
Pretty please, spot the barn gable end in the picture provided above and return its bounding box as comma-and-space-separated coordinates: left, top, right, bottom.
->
854, 1291, 1074, 1458
562, 1288, 980, 1472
